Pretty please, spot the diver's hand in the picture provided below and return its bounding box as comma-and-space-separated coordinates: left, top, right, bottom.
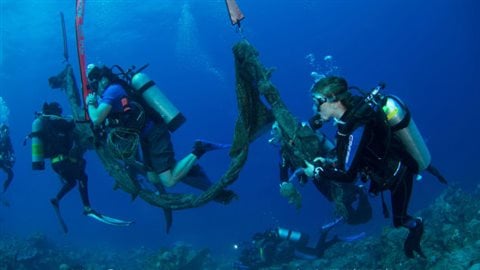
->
85, 93, 98, 106
303, 161, 315, 177
303, 158, 326, 178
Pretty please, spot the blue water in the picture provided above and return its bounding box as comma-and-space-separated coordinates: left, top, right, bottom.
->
0, 0, 479, 262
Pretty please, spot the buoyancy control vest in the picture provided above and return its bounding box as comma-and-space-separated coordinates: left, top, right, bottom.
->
31, 115, 75, 170
345, 84, 431, 172
103, 88, 146, 132
106, 64, 186, 132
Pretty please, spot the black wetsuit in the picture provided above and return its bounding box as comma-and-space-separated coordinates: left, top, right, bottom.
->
279, 131, 372, 225
51, 156, 90, 208
0, 125, 15, 192
34, 115, 91, 208
238, 227, 341, 269
314, 97, 419, 228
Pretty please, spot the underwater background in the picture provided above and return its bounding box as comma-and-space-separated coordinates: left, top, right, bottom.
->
0, 0, 479, 269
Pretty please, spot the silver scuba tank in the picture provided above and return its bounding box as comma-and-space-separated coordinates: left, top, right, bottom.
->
382, 96, 431, 171
131, 72, 186, 132
277, 227, 309, 245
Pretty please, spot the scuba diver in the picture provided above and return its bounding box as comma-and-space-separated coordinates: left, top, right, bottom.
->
0, 124, 15, 193
31, 102, 131, 233
269, 120, 372, 225
304, 76, 448, 259
84, 64, 236, 198
234, 217, 365, 269
0, 97, 15, 193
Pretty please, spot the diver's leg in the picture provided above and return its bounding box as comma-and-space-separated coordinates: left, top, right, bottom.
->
51, 161, 77, 205
2, 167, 14, 192
390, 165, 425, 258
390, 166, 414, 228
165, 138, 231, 187
77, 175, 91, 211
53, 179, 76, 205
168, 153, 198, 185
155, 139, 226, 187
142, 125, 177, 188
73, 159, 92, 210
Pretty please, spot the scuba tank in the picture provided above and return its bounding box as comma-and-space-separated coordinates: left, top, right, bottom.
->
382, 95, 431, 171
362, 84, 431, 171
31, 117, 45, 170
276, 227, 309, 246
131, 72, 186, 132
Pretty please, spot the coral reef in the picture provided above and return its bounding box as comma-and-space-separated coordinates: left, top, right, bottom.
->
0, 234, 214, 270
1, 185, 478, 269
256, 184, 480, 270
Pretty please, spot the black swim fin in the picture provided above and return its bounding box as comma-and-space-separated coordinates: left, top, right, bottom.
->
51, 199, 68, 233
192, 139, 231, 158
153, 183, 174, 233
163, 207, 173, 234
404, 218, 426, 259
426, 164, 448, 185
182, 164, 238, 204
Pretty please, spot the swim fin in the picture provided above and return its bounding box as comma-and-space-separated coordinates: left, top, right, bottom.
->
153, 183, 174, 233
426, 164, 448, 185
181, 164, 238, 204
404, 218, 426, 259
321, 217, 344, 231
85, 209, 134, 226
192, 139, 231, 158
51, 199, 68, 233
194, 139, 231, 151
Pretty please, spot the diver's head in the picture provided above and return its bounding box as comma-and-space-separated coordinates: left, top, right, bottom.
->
42, 102, 62, 116
311, 76, 349, 102
311, 76, 350, 121
87, 64, 113, 94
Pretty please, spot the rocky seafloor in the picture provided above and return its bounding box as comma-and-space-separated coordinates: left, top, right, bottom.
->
1, 184, 479, 270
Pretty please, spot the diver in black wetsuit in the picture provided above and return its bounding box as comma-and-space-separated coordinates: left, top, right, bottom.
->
0, 124, 15, 193
269, 120, 372, 225
31, 103, 91, 227
30, 102, 129, 232
305, 76, 447, 258
235, 218, 364, 269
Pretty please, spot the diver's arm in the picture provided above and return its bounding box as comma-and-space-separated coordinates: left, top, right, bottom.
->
310, 126, 365, 183
87, 102, 111, 126
313, 165, 357, 183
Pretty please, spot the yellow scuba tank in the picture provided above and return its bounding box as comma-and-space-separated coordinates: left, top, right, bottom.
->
31, 117, 45, 170
131, 72, 186, 132
382, 96, 431, 171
